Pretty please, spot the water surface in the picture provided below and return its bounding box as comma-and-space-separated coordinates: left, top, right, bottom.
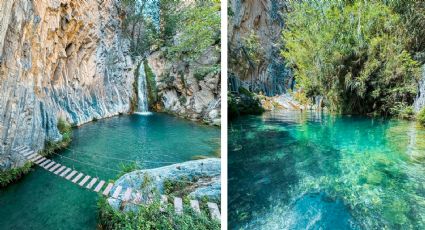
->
229, 110, 425, 229
0, 113, 219, 230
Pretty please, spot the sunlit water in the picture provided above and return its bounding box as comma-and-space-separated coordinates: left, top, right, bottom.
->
0, 113, 219, 230
229, 110, 425, 229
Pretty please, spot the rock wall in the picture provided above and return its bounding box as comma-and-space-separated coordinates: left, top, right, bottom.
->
228, 0, 293, 96
147, 47, 221, 126
0, 0, 134, 170
414, 65, 425, 112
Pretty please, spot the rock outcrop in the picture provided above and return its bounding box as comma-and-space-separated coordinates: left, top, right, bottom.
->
0, 0, 134, 170
108, 158, 221, 212
147, 47, 221, 126
228, 0, 293, 96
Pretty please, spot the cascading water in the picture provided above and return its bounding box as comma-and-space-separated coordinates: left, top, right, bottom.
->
414, 64, 425, 112
136, 62, 151, 115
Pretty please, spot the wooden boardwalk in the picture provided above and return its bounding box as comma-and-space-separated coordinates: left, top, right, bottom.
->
14, 146, 221, 220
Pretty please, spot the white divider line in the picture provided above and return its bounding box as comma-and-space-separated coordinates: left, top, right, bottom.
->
79, 175, 91, 187
86, 178, 97, 189
122, 188, 132, 201
190, 200, 201, 213
72, 173, 84, 183
49, 164, 61, 172
207, 202, 221, 220
60, 168, 72, 177
102, 183, 114, 196
54, 166, 66, 175
174, 197, 183, 215
94, 180, 105, 192
65, 170, 78, 180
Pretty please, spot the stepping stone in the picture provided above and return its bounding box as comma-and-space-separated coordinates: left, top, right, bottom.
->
122, 188, 132, 202
112, 186, 122, 199
60, 168, 72, 177
207, 202, 221, 220
174, 197, 183, 215
94, 180, 105, 192
35, 158, 47, 164
102, 183, 114, 196
54, 166, 66, 175
190, 200, 201, 213
133, 192, 142, 204
86, 178, 97, 189
79, 175, 91, 186
65, 170, 78, 180
72, 173, 84, 183
44, 161, 56, 170
49, 164, 61, 172
160, 195, 168, 211
39, 160, 51, 167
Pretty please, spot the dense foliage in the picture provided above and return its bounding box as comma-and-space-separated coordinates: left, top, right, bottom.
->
282, 0, 421, 115
0, 162, 32, 187
122, 0, 220, 62
97, 197, 219, 230
417, 107, 425, 126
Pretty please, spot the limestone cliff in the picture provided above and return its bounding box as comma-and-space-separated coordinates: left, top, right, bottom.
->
146, 47, 221, 126
414, 65, 425, 112
228, 0, 293, 96
0, 0, 134, 170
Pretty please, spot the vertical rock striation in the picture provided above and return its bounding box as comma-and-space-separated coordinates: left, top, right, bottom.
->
0, 0, 134, 170
228, 0, 293, 96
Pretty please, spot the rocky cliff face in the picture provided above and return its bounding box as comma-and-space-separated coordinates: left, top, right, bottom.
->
0, 0, 134, 170
228, 0, 293, 96
147, 47, 221, 126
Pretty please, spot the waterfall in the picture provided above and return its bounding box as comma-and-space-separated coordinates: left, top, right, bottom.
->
136, 62, 151, 115
414, 65, 425, 112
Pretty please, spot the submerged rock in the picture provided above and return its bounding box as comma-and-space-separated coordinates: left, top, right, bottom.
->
108, 158, 221, 212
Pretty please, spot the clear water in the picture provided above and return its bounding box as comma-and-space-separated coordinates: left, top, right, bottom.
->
0, 113, 219, 230
228, 110, 425, 229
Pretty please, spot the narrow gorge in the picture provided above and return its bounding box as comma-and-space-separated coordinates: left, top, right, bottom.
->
0, 0, 221, 229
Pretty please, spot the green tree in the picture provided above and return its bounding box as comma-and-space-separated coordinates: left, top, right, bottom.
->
282, 0, 421, 115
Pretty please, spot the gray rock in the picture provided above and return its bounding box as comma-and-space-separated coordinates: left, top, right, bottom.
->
107, 158, 221, 212
414, 65, 425, 112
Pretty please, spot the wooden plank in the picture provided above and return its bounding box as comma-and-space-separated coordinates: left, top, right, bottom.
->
44, 161, 56, 170
31, 155, 43, 162
207, 202, 221, 220
39, 159, 51, 167
133, 192, 142, 204
22, 149, 33, 157
160, 195, 168, 211
85, 178, 97, 189
54, 166, 66, 175
111, 186, 122, 199
49, 163, 61, 172
60, 168, 72, 177
122, 188, 132, 201
102, 183, 114, 196
174, 197, 183, 215
72, 173, 84, 183
27, 153, 38, 159
35, 158, 47, 164
13, 146, 26, 152
190, 200, 201, 213
65, 170, 78, 180
94, 180, 105, 192
79, 175, 91, 186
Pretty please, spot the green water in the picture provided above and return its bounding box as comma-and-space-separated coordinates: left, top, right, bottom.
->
229, 110, 425, 229
0, 113, 219, 230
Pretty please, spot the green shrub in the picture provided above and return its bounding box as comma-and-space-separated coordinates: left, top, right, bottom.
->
97, 196, 219, 230
417, 107, 425, 126
41, 118, 72, 157
0, 161, 32, 187
282, 0, 421, 115
144, 61, 158, 109
390, 102, 415, 120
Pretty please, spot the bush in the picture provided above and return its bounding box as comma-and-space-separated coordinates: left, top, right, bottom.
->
417, 107, 425, 126
41, 118, 72, 157
0, 161, 32, 187
282, 0, 421, 115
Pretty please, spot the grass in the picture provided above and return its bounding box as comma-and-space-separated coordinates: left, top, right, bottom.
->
417, 107, 425, 126
0, 161, 32, 187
